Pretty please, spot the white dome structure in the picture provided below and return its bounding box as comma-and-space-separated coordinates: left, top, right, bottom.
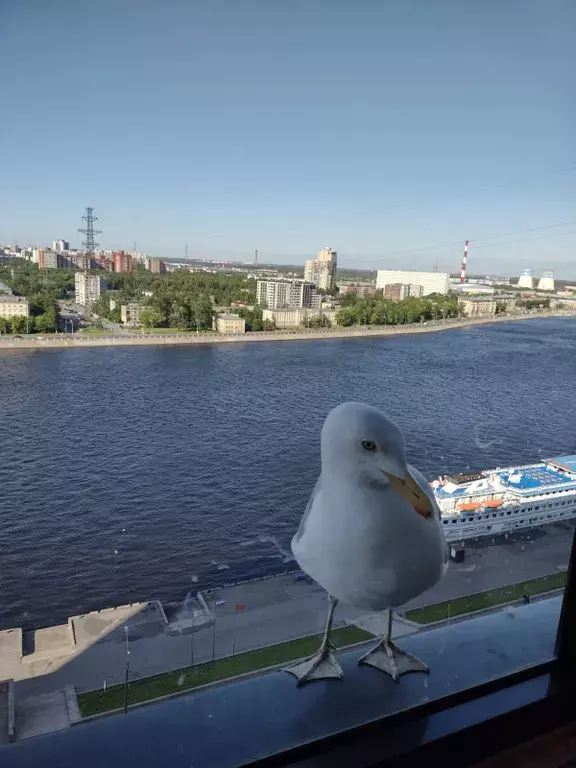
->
537, 271, 555, 291
517, 269, 534, 289
453, 283, 495, 295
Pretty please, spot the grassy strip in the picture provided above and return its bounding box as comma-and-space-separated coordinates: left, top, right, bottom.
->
77, 329, 115, 336
77, 625, 372, 717
137, 328, 195, 334
406, 571, 567, 625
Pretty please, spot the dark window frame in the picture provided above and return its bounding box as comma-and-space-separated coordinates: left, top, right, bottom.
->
249, 523, 576, 768
7, 531, 576, 768
251, 530, 576, 768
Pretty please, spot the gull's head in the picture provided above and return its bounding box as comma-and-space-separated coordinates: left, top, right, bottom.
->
321, 402, 434, 519
321, 401, 406, 482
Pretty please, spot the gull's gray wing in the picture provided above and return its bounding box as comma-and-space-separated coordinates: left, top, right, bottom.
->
408, 463, 449, 566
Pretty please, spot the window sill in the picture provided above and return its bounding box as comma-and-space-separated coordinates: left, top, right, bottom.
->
0, 597, 564, 768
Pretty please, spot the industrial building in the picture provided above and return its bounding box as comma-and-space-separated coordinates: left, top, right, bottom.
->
376, 270, 449, 296
537, 271, 555, 291
75, 273, 106, 307
452, 283, 496, 296
517, 269, 534, 289
256, 280, 320, 310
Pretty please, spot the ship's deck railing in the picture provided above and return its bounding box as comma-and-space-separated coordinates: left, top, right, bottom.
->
488, 461, 549, 473
438, 487, 576, 516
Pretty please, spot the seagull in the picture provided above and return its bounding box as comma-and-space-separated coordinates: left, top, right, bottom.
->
284, 402, 447, 685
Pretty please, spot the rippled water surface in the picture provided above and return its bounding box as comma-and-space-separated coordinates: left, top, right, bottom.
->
1, 317, 575, 629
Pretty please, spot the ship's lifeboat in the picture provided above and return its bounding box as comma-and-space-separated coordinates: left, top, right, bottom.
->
483, 499, 504, 508
457, 502, 481, 511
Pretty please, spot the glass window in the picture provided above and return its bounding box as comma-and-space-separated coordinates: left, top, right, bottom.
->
1, 1, 573, 760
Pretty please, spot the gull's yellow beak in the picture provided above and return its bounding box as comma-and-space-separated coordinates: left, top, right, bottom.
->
384, 469, 434, 519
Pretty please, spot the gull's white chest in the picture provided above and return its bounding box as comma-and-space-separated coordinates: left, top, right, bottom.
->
292, 477, 446, 611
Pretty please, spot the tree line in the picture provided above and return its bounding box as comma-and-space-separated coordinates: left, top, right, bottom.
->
0, 260, 66, 333
335, 292, 463, 326
94, 267, 258, 330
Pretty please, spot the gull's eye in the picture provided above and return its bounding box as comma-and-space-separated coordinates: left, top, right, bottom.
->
361, 440, 376, 452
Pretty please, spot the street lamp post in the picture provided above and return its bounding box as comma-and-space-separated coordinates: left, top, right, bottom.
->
123, 625, 130, 714
190, 610, 195, 669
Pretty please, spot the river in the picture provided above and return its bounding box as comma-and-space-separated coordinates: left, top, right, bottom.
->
1, 316, 575, 630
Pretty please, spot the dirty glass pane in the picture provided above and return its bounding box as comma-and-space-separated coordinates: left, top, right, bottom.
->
0, 0, 573, 759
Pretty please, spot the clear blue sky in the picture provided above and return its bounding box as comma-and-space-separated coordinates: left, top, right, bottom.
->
2, 0, 575, 275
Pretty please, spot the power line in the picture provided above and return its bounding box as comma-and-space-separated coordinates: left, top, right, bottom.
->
473, 228, 576, 251
370, 162, 576, 221
359, 219, 576, 264
471, 219, 576, 245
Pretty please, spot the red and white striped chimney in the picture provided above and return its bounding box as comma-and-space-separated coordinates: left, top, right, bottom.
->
459, 240, 469, 283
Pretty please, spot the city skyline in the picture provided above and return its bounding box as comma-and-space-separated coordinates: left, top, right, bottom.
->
2, 1, 575, 274
2, 232, 570, 281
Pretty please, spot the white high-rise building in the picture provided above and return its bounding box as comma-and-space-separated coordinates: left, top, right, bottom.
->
376, 270, 449, 296
517, 269, 534, 289
537, 271, 555, 291
304, 259, 316, 284
304, 248, 338, 291
256, 279, 320, 309
75, 272, 106, 307
53, 239, 70, 252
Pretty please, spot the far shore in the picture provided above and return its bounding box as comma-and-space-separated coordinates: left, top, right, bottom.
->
0, 311, 573, 352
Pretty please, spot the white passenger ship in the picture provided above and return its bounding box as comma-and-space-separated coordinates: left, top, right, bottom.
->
432, 455, 576, 542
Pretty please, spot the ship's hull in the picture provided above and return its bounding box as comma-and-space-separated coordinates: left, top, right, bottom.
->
433, 455, 576, 542
439, 498, 576, 542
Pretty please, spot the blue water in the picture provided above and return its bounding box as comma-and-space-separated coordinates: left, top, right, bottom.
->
1, 317, 575, 630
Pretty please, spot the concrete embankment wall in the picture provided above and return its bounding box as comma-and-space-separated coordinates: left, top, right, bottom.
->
0, 312, 572, 351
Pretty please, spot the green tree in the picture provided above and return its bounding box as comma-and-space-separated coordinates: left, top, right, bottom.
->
306, 314, 331, 327
191, 296, 215, 331
237, 305, 263, 331
0, 317, 11, 334
262, 319, 277, 331
169, 301, 192, 330
339, 292, 359, 307
35, 312, 57, 333
11, 315, 28, 334
139, 308, 164, 328
335, 307, 356, 326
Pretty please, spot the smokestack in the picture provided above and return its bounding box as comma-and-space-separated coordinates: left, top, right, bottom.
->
459, 240, 469, 283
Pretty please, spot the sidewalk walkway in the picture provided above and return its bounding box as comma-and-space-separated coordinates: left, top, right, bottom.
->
2, 578, 381, 703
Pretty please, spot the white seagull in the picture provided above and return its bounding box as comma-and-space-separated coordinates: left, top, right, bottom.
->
285, 402, 447, 685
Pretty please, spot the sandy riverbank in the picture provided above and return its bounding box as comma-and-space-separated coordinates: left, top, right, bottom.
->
0, 311, 572, 351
